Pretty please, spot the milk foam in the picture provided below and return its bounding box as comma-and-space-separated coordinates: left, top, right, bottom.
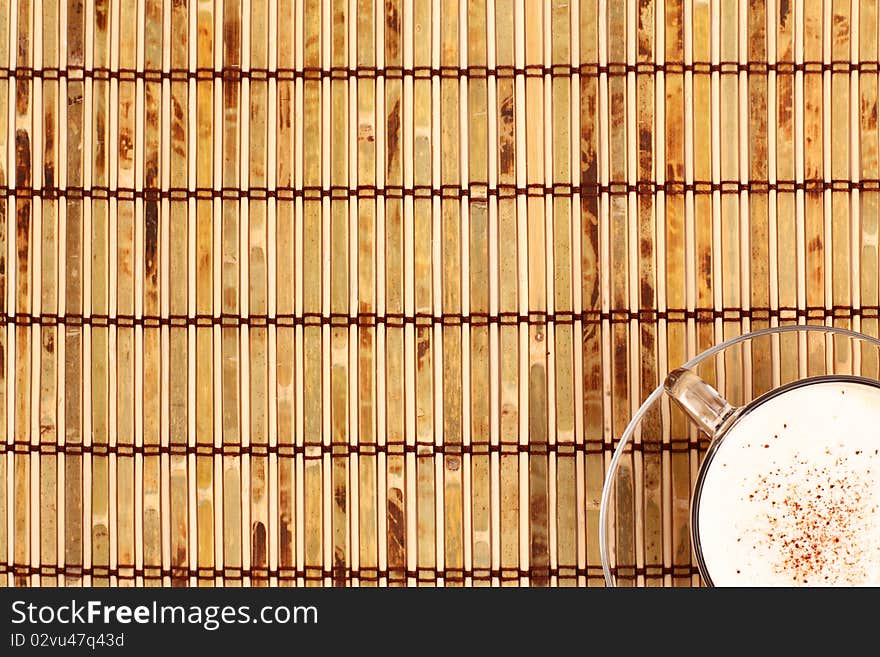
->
696, 378, 880, 586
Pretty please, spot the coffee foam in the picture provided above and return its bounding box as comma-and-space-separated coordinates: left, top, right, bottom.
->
696, 379, 880, 586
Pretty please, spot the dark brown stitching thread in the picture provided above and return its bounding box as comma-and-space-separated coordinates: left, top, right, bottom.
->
5, 180, 874, 200
0, 563, 621, 580
606, 565, 701, 578
2, 60, 874, 81
0, 308, 873, 328
0, 441, 656, 457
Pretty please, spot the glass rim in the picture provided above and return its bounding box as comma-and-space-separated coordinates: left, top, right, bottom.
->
599, 324, 880, 587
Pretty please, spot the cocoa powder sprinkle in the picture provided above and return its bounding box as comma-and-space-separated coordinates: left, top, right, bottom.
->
741, 455, 877, 585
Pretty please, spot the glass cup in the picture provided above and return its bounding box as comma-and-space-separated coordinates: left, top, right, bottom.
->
600, 325, 880, 587
665, 367, 880, 586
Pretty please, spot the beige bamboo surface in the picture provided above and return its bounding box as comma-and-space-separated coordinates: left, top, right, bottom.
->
0, 0, 876, 587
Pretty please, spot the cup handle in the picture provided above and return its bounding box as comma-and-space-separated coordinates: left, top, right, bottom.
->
664, 368, 739, 439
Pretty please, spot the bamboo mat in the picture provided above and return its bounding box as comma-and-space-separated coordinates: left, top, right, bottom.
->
0, 0, 874, 587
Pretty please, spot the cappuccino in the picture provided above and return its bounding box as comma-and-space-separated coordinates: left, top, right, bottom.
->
694, 377, 880, 586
